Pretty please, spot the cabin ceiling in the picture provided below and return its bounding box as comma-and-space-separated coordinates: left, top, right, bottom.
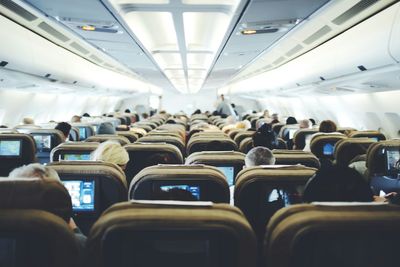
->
22, 0, 329, 94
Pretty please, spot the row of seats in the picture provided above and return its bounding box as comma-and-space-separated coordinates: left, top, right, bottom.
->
1, 177, 399, 267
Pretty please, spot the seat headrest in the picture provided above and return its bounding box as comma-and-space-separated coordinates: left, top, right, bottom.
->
0, 178, 72, 222
366, 140, 400, 175
310, 134, 347, 158
334, 138, 376, 166
185, 150, 245, 165
85, 134, 130, 145
273, 151, 321, 169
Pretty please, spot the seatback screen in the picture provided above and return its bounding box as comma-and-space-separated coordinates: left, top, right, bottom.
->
63, 180, 95, 212
386, 148, 400, 175
323, 143, 334, 156
79, 127, 87, 140
159, 185, 200, 200
216, 166, 234, 186
0, 140, 21, 157
33, 135, 51, 152
63, 153, 91, 161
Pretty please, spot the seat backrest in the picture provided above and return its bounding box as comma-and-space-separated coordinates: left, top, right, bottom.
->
116, 131, 138, 143
50, 141, 99, 162
68, 126, 80, 141
234, 131, 256, 146
337, 127, 357, 135
27, 129, 64, 164
0, 178, 79, 267
310, 134, 347, 159
187, 136, 238, 155
272, 123, 284, 135
273, 150, 321, 169
124, 143, 184, 185
366, 140, 400, 193
87, 202, 256, 267
293, 129, 319, 150
334, 138, 376, 167
278, 125, 299, 141
0, 133, 36, 176
228, 128, 245, 139
239, 137, 254, 153
71, 123, 95, 141
264, 203, 400, 267
185, 151, 245, 186
129, 164, 230, 203
85, 134, 130, 145
234, 165, 316, 240
348, 130, 386, 141
48, 161, 127, 234
138, 135, 185, 156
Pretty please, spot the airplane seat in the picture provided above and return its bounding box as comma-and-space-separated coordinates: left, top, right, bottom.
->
337, 127, 357, 135
348, 130, 386, 141
138, 135, 185, 157
0, 178, 79, 267
68, 126, 80, 141
0, 128, 18, 134
129, 165, 229, 203
272, 150, 321, 169
13, 124, 42, 133
124, 143, 184, 185
86, 202, 257, 267
85, 134, 130, 146
233, 130, 256, 146
48, 161, 127, 235
129, 127, 147, 138
187, 136, 238, 155
278, 125, 300, 141
116, 131, 138, 143
334, 138, 377, 167
310, 134, 347, 161
272, 123, 285, 136
234, 165, 316, 242
293, 129, 319, 150
71, 124, 95, 141
185, 151, 245, 186
366, 140, 400, 194
147, 130, 182, 140
0, 133, 36, 176
264, 203, 400, 267
27, 129, 64, 164
228, 128, 245, 140
131, 123, 152, 132
239, 137, 253, 153
50, 142, 99, 162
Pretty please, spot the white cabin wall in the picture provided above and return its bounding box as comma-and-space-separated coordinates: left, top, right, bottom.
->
258, 90, 400, 139
0, 89, 121, 127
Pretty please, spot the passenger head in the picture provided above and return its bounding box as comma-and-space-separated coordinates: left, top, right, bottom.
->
124, 109, 131, 113
286, 116, 297, 125
22, 117, 34, 125
271, 113, 279, 121
252, 123, 278, 149
299, 119, 311, 129
303, 165, 373, 202
319, 120, 337, 133
245, 146, 276, 167
55, 122, 71, 141
9, 163, 60, 182
309, 118, 316, 126
82, 113, 90, 117
97, 122, 116, 134
141, 113, 149, 119
192, 109, 201, 115
91, 140, 129, 170
263, 109, 270, 118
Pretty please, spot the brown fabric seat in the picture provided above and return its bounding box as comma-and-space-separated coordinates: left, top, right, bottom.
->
48, 161, 127, 234
0, 178, 79, 267
85, 134, 130, 145
187, 136, 238, 155
273, 150, 321, 169
264, 203, 400, 267
234, 166, 316, 241
334, 138, 376, 167
138, 135, 185, 157
129, 164, 230, 203
87, 202, 257, 267
348, 130, 386, 141
50, 141, 99, 162
71, 123, 96, 141
234, 131, 255, 146
310, 134, 347, 159
27, 129, 64, 164
116, 131, 138, 143
293, 129, 319, 150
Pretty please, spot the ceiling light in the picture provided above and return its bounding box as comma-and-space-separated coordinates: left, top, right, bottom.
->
81, 25, 96, 31
241, 29, 257, 35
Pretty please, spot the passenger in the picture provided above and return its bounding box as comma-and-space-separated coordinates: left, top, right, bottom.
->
70, 115, 81, 123
141, 113, 149, 119
124, 109, 131, 113
286, 116, 297, 125
309, 118, 317, 126
192, 109, 202, 115
55, 122, 71, 142
263, 109, 270, 118
91, 140, 129, 170
299, 119, 311, 129
270, 113, 279, 124
216, 94, 234, 116
0, 125, 7, 128
22, 117, 35, 125
82, 113, 90, 117
252, 123, 279, 149
245, 146, 276, 167
96, 122, 116, 134
303, 165, 374, 202
9, 163, 87, 249
303, 119, 343, 152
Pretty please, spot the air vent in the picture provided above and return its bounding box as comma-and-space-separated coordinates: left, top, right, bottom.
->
320, 76, 325, 81
358, 65, 367, 71
0, 0, 37, 21
89, 55, 103, 64
0, 61, 8, 67
286, 44, 303, 57
332, 0, 379, 25
303, 25, 331, 45
70, 42, 89, 55
336, 87, 355, 93
273, 57, 285, 65
44, 73, 51, 78
38, 22, 70, 42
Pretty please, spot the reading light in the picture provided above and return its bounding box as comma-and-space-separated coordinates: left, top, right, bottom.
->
241, 29, 257, 35
81, 25, 96, 31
